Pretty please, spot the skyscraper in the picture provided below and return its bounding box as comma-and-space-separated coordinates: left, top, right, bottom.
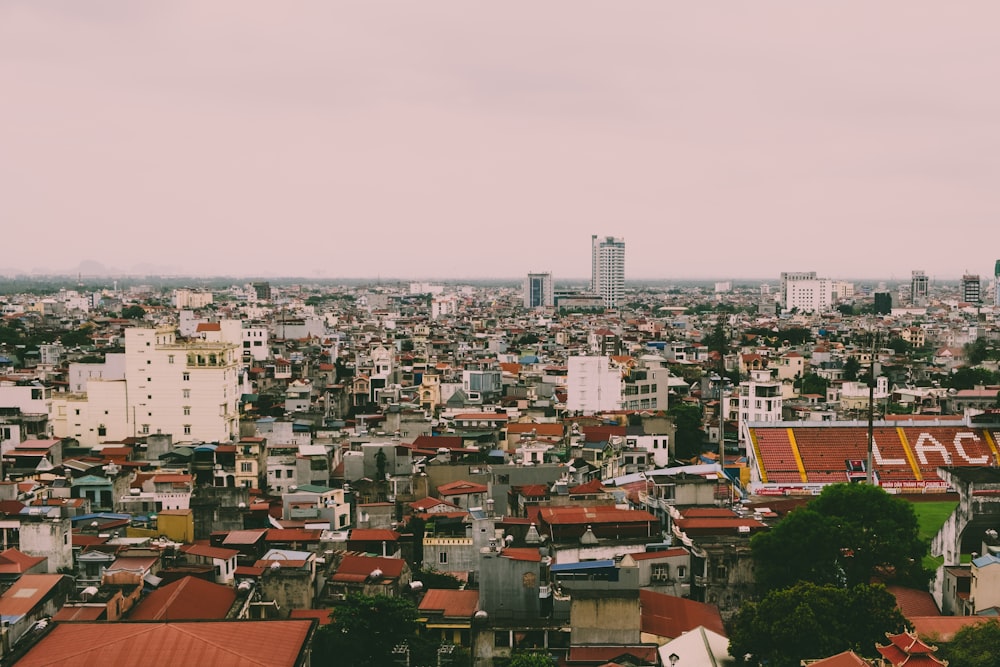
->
995, 260, 1000, 307
523, 272, 554, 308
591, 235, 625, 309
911, 270, 928, 305
962, 274, 981, 304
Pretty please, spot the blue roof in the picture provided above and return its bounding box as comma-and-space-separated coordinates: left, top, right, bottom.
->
972, 553, 1000, 568
194, 444, 218, 452
551, 559, 615, 572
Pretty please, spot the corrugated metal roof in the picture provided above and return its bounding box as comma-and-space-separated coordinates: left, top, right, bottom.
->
130, 576, 236, 621
14, 620, 314, 667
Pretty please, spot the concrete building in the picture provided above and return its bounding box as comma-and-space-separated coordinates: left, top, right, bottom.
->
911, 270, 929, 305
962, 274, 981, 304
524, 272, 554, 309
566, 356, 622, 414
779, 272, 852, 313
591, 235, 625, 309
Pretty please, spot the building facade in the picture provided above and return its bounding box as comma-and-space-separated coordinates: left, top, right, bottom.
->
591, 235, 625, 309
523, 273, 554, 309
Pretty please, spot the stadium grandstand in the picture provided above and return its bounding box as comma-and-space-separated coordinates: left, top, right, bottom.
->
744, 416, 1000, 496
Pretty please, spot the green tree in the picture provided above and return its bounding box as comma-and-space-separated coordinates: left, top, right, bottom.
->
946, 366, 1000, 390
313, 594, 421, 667
751, 508, 845, 590
843, 357, 861, 381
668, 402, 704, 461
728, 582, 905, 667
60, 326, 95, 348
938, 618, 1000, 667
120, 305, 146, 319
703, 321, 729, 359
750, 484, 929, 590
507, 652, 558, 667
966, 337, 989, 365
797, 373, 829, 397
884, 337, 911, 355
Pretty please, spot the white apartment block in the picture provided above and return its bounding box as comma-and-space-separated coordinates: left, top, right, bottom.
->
567, 355, 622, 414
737, 370, 783, 441
173, 289, 214, 309
69, 353, 126, 393
780, 272, 853, 313
592, 235, 625, 309
53, 327, 239, 445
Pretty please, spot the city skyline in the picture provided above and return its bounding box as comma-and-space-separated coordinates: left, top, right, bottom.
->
3, 2, 999, 281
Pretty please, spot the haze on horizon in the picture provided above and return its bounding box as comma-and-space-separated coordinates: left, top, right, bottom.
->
2, 1, 998, 282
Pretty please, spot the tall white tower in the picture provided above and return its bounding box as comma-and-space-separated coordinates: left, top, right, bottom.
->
591, 235, 625, 309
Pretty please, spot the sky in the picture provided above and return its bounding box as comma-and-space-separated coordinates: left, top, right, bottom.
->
2, 1, 998, 282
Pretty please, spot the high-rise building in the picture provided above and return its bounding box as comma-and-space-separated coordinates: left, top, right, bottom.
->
591, 235, 625, 309
911, 270, 928, 304
995, 260, 1000, 307
873, 291, 892, 315
523, 272, 554, 308
962, 274, 981, 304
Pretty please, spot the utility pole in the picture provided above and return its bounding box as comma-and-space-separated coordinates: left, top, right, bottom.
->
866, 329, 879, 485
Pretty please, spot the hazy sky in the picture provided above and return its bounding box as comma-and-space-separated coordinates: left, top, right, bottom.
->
2, 1, 998, 281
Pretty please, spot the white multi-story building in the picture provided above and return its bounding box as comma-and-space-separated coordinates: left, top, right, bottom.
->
567, 355, 622, 414
524, 272, 554, 308
737, 369, 783, 442
53, 327, 239, 445
173, 288, 214, 309
780, 272, 853, 313
591, 235, 625, 309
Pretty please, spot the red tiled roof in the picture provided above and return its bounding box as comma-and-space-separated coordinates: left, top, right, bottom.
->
0, 575, 65, 617
569, 479, 604, 495
502, 548, 542, 562
639, 588, 725, 639
566, 646, 659, 664
437, 480, 487, 496
13, 620, 315, 667
332, 554, 406, 581
53, 605, 106, 621
348, 529, 401, 542
411, 436, 464, 450
807, 651, 873, 666
222, 529, 268, 545
181, 544, 238, 561
266, 529, 322, 543
129, 576, 236, 621
418, 589, 479, 619
908, 616, 995, 642
538, 506, 656, 525
0, 548, 46, 574
887, 585, 940, 619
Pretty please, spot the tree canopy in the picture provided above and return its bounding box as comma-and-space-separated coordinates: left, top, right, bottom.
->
938, 619, 1000, 667
668, 402, 704, 461
728, 582, 905, 667
751, 483, 929, 591
312, 593, 426, 667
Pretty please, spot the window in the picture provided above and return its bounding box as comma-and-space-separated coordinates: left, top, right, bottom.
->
183, 389, 191, 398
146, 360, 151, 365
183, 406, 191, 416
439, 552, 448, 564
183, 425, 191, 435
98, 425, 107, 437
142, 424, 150, 434
677, 565, 686, 579
240, 462, 253, 473
182, 373, 190, 381
168, 355, 174, 364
